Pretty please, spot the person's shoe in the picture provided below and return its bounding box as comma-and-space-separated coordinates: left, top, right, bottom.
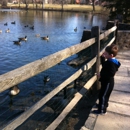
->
93, 103, 99, 108
93, 103, 109, 109
92, 110, 107, 115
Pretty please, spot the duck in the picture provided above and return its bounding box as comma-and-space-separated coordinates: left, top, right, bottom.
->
9, 85, 20, 96
13, 40, 21, 45
11, 21, 16, 24
18, 36, 27, 41
43, 76, 50, 85
24, 25, 28, 27
41, 35, 49, 40
35, 34, 40, 37
0, 30, 2, 33
74, 27, 77, 32
5, 28, 10, 33
30, 26, 34, 30
4, 22, 8, 26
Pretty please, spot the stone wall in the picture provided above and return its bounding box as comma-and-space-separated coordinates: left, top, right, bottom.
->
106, 21, 130, 50
117, 31, 130, 50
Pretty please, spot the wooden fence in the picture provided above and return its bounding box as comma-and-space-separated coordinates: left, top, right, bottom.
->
0, 25, 117, 130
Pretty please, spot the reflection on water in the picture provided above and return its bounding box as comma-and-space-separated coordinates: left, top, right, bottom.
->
0, 9, 108, 101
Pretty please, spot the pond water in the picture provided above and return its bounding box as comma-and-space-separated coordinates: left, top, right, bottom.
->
0, 9, 109, 98
0, 9, 109, 129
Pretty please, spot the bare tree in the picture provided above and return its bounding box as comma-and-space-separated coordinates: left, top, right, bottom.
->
23, 0, 29, 9
92, 0, 95, 12
1, 0, 7, 7
60, 0, 67, 11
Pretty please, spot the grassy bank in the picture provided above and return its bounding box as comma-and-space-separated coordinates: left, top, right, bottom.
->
3, 3, 109, 14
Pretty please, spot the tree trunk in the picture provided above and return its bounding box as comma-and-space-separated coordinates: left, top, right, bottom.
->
42, 0, 44, 9
19, 0, 20, 8
92, 0, 95, 12
2, 0, 7, 6
61, 0, 64, 11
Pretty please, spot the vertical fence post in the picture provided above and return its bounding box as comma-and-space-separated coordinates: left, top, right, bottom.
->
63, 88, 67, 99
114, 20, 119, 44
91, 26, 100, 90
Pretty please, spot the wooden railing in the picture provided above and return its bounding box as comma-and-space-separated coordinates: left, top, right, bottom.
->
0, 25, 117, 130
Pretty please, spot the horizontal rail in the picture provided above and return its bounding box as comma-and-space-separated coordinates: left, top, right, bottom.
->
100, 36, 116, 55
100, 26, 117, 40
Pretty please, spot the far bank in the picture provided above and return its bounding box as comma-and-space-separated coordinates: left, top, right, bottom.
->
1, 4, 109, 14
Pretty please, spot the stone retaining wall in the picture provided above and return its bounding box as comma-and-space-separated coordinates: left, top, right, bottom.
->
106, 21, 130, 50
117, 31, 130, 50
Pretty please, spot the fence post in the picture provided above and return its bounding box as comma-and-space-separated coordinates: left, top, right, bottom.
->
114, 20, 119, 44
91, 26, 100, 90
63, 88, 67, 99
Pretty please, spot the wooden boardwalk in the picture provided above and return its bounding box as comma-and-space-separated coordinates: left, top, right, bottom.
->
80, 50, 130, 130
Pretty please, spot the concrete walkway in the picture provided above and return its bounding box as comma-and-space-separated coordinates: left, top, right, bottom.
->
80, 50, 130, 130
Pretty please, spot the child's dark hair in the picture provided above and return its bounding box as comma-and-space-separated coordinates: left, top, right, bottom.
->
105, 44, 118, 57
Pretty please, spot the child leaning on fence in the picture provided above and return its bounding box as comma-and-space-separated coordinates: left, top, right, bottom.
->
93, 44, 121, 115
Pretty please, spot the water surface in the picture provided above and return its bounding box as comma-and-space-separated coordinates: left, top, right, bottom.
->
0, 9, 108, 98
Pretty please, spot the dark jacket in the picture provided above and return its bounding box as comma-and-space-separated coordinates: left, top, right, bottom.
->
99, 56, 121, 82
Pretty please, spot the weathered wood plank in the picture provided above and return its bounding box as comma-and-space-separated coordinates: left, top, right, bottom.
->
45, 75, 97, 130
100, 26, 117, 40
85, 57, 96, 70
100, 37, 115, 55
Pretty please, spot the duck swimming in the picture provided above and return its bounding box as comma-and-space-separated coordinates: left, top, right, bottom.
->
30, 26, 34, 30
18, 36, 27, 41
41, 35, 49, 40
13, 40, 21, 45
5, 28, 10, 33
43, 76, 50, 85
24, 25, 28, 27
9, 85, 20, 96
4, 22, 8, 26
11, 21, 16, 24
74, 27, 77, 32
35, 34, 40, 37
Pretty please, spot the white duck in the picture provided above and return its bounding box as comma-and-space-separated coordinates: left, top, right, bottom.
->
0, 30, 2, 33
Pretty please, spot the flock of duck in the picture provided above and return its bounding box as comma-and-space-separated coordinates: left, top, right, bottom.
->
0, 21, 50, 45
0, 21, 78, 47
1, 21, 77, 96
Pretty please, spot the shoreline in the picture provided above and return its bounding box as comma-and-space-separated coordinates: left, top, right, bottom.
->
1, 4, 109, 14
